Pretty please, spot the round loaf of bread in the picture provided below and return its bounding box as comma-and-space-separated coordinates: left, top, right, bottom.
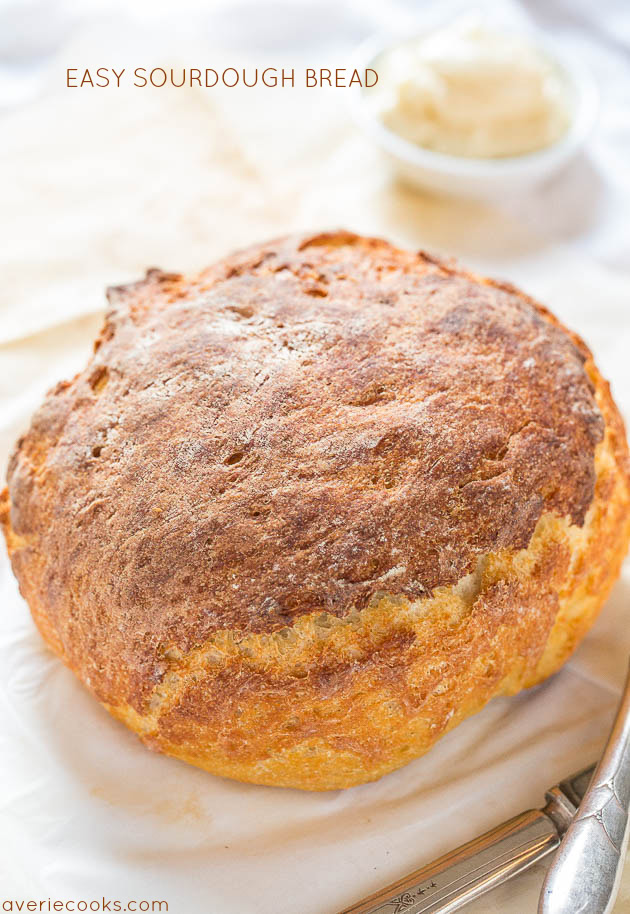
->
2, 231, 630, 790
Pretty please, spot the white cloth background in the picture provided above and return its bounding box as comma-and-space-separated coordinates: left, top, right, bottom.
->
1, 0, 630, 911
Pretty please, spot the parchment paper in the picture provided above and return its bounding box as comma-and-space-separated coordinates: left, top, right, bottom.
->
1, 2, 630, 911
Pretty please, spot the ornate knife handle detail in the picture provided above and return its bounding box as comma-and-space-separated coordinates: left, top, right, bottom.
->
339, 807, 565, 914
540, 661, 630, 914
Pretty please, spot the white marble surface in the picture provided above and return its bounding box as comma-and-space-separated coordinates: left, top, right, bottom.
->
1, 1, 629, 911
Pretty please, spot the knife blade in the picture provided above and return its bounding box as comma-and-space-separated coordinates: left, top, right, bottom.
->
338, 764, 595, 914
540, 662, 630, 914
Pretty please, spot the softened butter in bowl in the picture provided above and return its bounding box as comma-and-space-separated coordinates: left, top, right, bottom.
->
353, 14, 597, 199
370, 16, 572, 159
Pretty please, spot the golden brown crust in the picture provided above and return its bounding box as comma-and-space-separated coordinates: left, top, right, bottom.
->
3, 231, 629, 789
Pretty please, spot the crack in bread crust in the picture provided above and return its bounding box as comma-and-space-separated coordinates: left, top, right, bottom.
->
2, 230, 629, 789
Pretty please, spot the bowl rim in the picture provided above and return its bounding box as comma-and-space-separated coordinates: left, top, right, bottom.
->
350, 27, 600, 180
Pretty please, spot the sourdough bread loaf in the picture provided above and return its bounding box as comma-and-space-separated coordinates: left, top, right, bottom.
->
2, 231, 629, 789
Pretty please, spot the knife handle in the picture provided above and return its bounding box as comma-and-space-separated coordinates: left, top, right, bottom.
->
539, 661, 630, 914
339, 807, 562, 914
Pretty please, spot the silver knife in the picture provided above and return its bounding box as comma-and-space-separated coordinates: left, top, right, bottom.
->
338, 764, 594, 914
540, 661, 630, 914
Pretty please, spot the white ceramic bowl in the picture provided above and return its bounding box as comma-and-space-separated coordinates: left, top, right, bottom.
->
350, 31, 599, 200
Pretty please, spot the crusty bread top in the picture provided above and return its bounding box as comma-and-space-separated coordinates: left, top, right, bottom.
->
6, 231, 603, 655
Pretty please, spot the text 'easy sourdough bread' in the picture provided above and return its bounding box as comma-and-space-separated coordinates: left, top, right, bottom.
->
2, 231, 629, 789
